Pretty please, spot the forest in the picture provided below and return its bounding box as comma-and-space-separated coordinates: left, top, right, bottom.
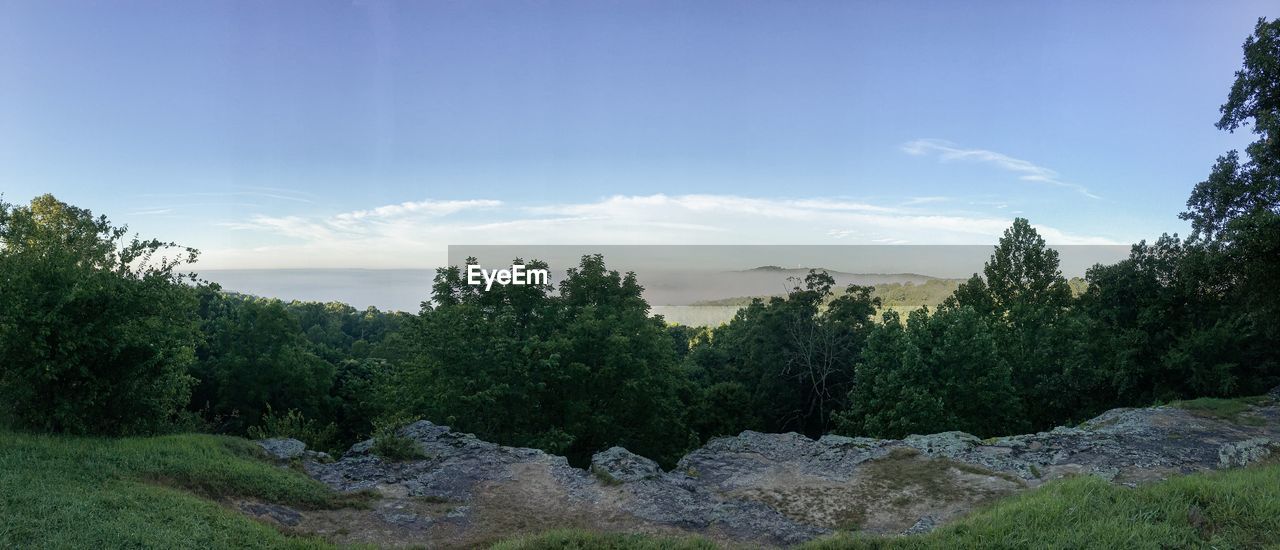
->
2, 18, 1278, 471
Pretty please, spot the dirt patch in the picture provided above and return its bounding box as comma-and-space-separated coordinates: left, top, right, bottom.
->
732, 447, 1023, 535
235, 461, 685, 549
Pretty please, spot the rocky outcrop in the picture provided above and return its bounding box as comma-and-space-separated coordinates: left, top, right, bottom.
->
256, 391, 1280, 548
590, 447, 662, 483
255, 438, 331, 463
1218, 438, 1276, 468
257, 438, 306, 461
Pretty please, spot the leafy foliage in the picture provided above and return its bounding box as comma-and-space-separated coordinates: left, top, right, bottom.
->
838, 306, 1025, 439
684, 272, 881, 439
387, 255, 695, 467
190, 291, 337, 435
0, 195, 201, 435
245, 405, 338, 453
369, 415, 425, 461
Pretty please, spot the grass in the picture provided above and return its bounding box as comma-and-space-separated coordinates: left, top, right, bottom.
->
0, 430, 365, 549
491, 464, 1280, 550
1169, 396, 1271, 426
489, 528, 718, 549
862, 447, 1023, 498
590, 465, 624, 486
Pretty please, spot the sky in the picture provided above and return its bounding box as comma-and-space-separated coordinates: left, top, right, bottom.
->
2, 0, 1277, 269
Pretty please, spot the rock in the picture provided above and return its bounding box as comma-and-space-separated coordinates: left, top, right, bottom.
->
590, 446, 662, 483
288, 397, 1280, 548
904, 431, 980, 457
1218, 438, 1275, 468
902, 515, 938, 535
257, 438, 306, 461
239, 502, 302, 526
302, 449, 332, 462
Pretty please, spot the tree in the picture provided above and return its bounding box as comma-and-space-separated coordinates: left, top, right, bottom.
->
1183, 18, 1280, 242
939, 218, 1085, 429
390, 255, 695, 466
948, 218, 1072, 313
0, 195, 201, 434
190, 292, 337, 434
1173, 17, 1280, 394
837, 307, 1025, 439
685, 271, 880, 439
837, 310, 941, 438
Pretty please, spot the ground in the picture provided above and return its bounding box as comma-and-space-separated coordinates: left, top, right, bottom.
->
3, 392, 1279, 549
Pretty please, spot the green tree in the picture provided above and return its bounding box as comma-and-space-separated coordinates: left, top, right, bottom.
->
191, 292, 337, 434
1070, 18, 1280, 408
838, 307, 1025, 439
942, 218, 1090, 429
686, 271, 880, 439
1177, 17, 1280, 391
391, 255, 695, 466
0, 195, 201, 434
1184, 18, 1280, 243
837, 310, 942, 438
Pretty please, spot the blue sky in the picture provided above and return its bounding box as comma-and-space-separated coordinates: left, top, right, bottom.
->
2, 0, 1275, 268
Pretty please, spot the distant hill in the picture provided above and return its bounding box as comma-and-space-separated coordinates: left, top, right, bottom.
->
688, 276, 1091, 314
739, 266, 938, 280
693, 278, 965, 308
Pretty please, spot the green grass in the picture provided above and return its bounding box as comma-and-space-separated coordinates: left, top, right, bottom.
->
0, 430, 361, 549
1169, 396, 1272, 426
489, 528, 718, 549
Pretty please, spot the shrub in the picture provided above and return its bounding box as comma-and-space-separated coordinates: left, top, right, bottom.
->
246, 405, 338, 453
0, 195, 201, 435
370, 416, 424, 461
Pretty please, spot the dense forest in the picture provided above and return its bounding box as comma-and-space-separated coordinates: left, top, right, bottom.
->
1, 19, 1278, 469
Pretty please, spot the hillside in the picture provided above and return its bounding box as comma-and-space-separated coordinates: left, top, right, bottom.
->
251, 388, 1279, 548
2, 390, 1278, 548
0, 431, 359, 549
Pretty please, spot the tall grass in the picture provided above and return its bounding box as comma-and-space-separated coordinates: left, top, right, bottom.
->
0, 430, 357, 549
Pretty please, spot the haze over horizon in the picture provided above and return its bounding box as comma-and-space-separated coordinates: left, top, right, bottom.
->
4, 1, 1276, 269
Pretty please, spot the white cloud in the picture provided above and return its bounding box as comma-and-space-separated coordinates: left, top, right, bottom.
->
336, 199, 502, 221
903, 139, 1100, 199
204, 193, 1121, 269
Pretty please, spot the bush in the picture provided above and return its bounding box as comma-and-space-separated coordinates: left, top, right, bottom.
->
0, 195, 202, 435
370, 416, 424, 461
246, 405, 338, 453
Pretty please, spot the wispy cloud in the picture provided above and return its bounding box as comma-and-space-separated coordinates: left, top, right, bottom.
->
204, 193, 1121, 268
140, 187, 316, 204
336, 199, 503, 221
127, 208, 174, 216
903, 139, 1100, 199
901, 196, 950, 206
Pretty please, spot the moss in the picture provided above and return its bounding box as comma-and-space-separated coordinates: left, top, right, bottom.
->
861, 447, 1023, 500
590, 465, 623, 486
1170, 396, 1270, 426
